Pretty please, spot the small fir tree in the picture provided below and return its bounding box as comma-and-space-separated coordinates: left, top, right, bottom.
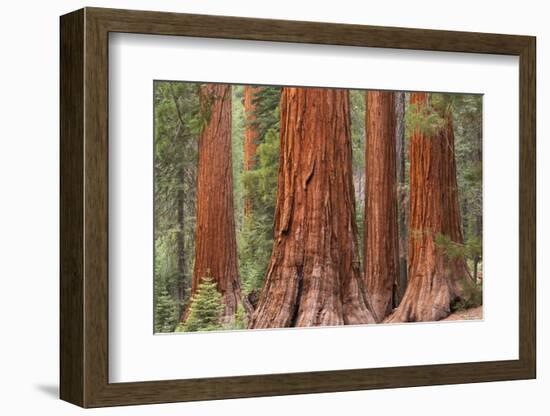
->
178, 278, 223, 332
154, 287, 178, 333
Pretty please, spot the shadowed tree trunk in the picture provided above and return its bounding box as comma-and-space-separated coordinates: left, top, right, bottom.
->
364, 91, 400, 321
386, 92, 469, 323
166, 85, 189, 319
473, 123, 483, 283
176, 164, 186, 316
249, 87, 378, 329
187, 84, 248, 322
243, 86, 262, 217
395, 91, 408, 303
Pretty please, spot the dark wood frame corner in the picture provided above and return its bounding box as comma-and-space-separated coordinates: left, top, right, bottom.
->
60, 7, 536, 408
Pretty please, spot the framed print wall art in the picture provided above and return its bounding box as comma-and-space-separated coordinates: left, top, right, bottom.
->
60, 7, 536, 408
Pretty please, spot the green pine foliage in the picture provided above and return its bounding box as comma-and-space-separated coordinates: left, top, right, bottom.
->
223, 304, 248, 330
154, 285, 179, 333
153, 81, 200, 332
443, 93, 483, 282
405, 98, 446, 138
452, 94, 483, 255
177, 278, 224, 332
350, 90, 366, 263
232, 85, 246, 231
451, 278, 483, 312
249, 86, 281, 140
154, 236, 180, 332
239, 128, 279, 293
236, 87, 281, 297
435, 233, 481, 263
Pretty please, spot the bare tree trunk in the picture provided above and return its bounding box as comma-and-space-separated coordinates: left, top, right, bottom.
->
386, 92, 469, 323
187, 84, 247, 321
249, 87, 378, 329
176, 164, 186, 316
473, 123, 483, 283
364, 91, 400, 321
243, 86, 262, 217
395, 91, 408, 304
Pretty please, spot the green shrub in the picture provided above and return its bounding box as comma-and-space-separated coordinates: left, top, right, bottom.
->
223, 304, 248, 331
154, 287, 178, 333
451, 278, 483, 312
177, 278, 223, 332
435, 233, 481, 261
405, 101, 446, 138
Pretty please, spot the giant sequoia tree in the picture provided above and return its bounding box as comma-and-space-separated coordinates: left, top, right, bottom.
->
364, 91, 400, 321
188, 84, 246, 321
249, 87, 378, 328
387, 92, 470, 323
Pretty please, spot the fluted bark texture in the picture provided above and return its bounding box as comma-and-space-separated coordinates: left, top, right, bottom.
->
249, 87, 378, 329
365, 91, 400, 321
189, 84, 244, 320
387, 92, 470, 323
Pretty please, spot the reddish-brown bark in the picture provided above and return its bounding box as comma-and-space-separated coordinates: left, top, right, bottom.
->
386, 92, 470, 323
249, 87, 378, 329
364, 91, 400, 321
187, 84, 246, 321
243, 86, 262, 216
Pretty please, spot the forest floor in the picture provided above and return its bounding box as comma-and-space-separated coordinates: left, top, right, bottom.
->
443, 306, 483, 321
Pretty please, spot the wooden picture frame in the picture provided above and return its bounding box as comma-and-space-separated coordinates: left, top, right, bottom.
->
60, 7, 536, 408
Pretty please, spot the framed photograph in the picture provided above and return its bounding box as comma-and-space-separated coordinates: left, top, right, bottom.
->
60, 7, 536, 408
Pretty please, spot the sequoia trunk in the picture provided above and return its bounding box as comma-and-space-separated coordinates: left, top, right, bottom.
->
364, 91, 400, 320
386, 92, 470, 323
243, 86, 262, 216
249, 87, 378, 329
188, 84, 244, 320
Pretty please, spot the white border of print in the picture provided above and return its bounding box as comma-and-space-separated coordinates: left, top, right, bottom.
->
108, 33, 519, 383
